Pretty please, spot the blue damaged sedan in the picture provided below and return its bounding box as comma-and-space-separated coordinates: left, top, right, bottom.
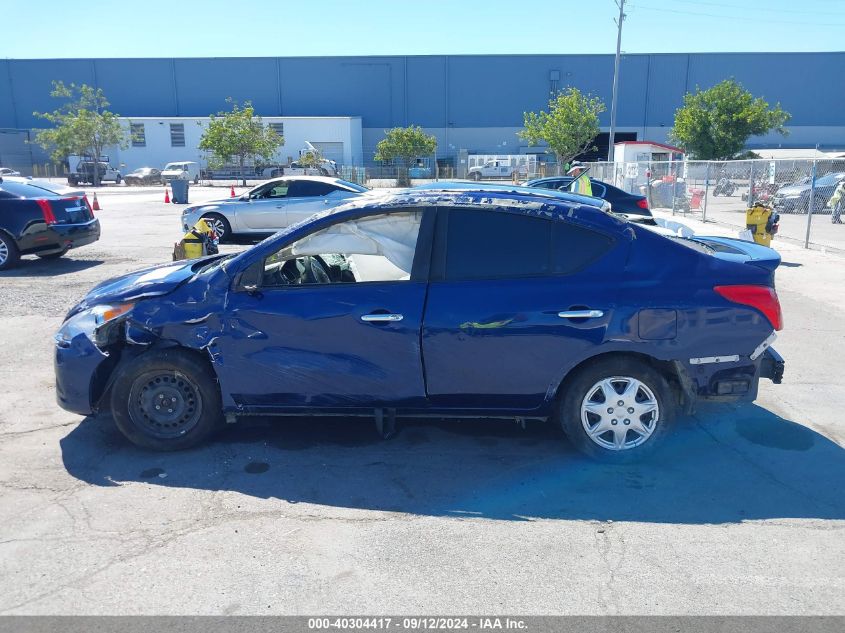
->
54, 188, 784, 459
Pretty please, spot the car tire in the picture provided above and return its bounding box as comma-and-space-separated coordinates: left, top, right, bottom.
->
36, 247, 69, 260
200, 213, 231, 243
558, 357, 674, 461
471, 172, 481, 181
115, 174, 122, 184
110, 348, 223, 451
0, 231, 21, 271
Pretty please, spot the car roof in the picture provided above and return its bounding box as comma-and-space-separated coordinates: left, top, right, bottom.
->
413, 180, 606, 208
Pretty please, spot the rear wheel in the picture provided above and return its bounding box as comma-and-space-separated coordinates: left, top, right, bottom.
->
558, 358, 674, 461
110, 349, 223, 451
0, 232, 20, 271
200, 213, 231, 242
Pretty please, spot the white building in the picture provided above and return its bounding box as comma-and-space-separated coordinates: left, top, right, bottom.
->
106, 116, 363, 173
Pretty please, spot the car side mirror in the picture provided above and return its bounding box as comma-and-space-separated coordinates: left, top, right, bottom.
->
236, 260, 264, 294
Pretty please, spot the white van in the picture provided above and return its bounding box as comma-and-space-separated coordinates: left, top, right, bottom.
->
161, 161, 200, 183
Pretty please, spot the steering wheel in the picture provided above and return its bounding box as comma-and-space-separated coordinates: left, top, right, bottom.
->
304, 256, 331, 284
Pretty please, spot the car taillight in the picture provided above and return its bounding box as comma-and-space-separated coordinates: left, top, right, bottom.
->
714, 285, 783, 331
83, 195, 95, 217
637, 198, 649, 210
36, 199, 57, 224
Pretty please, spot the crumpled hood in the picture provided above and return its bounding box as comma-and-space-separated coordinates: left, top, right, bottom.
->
66, 257, 218, 319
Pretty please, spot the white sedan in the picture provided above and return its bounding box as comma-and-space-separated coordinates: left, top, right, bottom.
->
181, 176, 370, 241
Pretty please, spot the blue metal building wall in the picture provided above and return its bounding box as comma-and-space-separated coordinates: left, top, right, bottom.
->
2, 51, 843, 141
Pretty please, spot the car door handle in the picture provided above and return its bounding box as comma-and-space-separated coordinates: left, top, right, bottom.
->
361, 313, 404, 322
558, 310, 604, 319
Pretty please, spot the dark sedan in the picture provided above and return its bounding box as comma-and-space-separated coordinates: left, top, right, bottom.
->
526, 176, 653, 222
0, 178, 100, 270
55, 187, 783, 459
124, 167, 162, 186
772, 172, 845, 214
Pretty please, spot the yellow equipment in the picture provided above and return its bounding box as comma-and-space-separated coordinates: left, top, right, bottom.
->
745, 203, 779, 247
173, 219, 218, 261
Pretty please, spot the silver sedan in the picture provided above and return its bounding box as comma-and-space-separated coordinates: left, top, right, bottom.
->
181, 176, 370, 241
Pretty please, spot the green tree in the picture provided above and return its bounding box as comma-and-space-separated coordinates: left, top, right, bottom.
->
297, 150, 322, 169
33, 81, 127, 187
670, 79, 790, 160
199, 99, 283, 185
374, 125, 437, 186
519, 88, 605, 172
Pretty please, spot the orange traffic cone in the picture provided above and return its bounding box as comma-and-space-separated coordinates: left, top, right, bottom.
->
230, 185, 236, 198
92, 193, 101, 211
164, 188, 170, 203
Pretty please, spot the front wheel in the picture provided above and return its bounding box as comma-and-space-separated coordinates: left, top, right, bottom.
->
200, 213, 231, 242
115, 174, 122, 184
110, 349, 223, 451
558, 358, 674, 461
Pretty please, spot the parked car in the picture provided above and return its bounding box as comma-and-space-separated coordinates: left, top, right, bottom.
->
124, 167, 162, 186
54, 187, 784, 458
526, 176, 654, 223
0, 167, 21, 177
161, 161, 200, 184
467, 160, 525, 181
772, 172, 845, 214
0, 178, 100, 270
180, 176, 371, 242
68, 160, 122, 186
412, 180, 611, 212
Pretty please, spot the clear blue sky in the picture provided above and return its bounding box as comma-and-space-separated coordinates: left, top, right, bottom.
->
3, 0, 844, 58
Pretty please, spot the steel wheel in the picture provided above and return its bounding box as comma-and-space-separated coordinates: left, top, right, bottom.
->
580, 376, 660, 451
128, 371, 203, 440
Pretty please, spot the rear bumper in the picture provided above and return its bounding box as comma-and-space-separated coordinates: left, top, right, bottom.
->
18, 218, 100, 255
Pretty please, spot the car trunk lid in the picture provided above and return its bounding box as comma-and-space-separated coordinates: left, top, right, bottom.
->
690, 236, 781, 273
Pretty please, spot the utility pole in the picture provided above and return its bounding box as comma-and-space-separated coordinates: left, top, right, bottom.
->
607, 0, 626, 163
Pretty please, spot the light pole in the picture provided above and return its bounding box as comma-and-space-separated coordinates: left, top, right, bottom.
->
607, 0, 626, 163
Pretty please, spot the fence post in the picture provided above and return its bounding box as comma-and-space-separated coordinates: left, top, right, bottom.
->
804, 157, 818, 249
702, 162, 711, 222
747, 161, 755, 207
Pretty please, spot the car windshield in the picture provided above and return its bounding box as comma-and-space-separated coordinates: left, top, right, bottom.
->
815, 173, 844, 186
164, 163, 184, 170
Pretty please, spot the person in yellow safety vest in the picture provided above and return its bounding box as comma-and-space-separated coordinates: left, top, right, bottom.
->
567, 161, 593, 196
827, 179, 845, 224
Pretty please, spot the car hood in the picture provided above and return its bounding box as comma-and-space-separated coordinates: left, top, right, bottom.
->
66, 257, 222, 318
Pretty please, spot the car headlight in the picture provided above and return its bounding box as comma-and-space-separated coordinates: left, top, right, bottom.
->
55, 303, 134, 349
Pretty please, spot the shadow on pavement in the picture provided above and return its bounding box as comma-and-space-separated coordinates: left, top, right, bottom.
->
60, 403, 845, 524
0, 257, 104, 277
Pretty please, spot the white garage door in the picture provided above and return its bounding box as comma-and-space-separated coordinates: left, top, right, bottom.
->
312, 142, 344, 165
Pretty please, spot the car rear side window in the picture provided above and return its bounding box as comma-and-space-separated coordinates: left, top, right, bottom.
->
287, 181, 336, 197
444, 210, 550, 280
552, 221, 615, 274
441, 209, 614, 280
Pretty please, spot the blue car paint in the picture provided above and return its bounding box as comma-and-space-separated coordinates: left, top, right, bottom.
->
54, 189, 782, 421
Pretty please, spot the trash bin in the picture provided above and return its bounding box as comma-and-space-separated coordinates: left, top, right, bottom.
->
170, 178, 190, 204
745, 203, 780, 247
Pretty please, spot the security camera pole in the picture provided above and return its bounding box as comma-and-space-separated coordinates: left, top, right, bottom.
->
607, 0, 626, 163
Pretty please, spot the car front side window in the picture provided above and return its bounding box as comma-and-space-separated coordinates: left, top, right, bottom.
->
260, 211, 423, 287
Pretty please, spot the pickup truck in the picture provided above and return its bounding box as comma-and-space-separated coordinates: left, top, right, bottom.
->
467, 160, 524, 181
68, 161, 122, 186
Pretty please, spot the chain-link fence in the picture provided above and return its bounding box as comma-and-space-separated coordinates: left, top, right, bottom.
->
583, 158, 845, 252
